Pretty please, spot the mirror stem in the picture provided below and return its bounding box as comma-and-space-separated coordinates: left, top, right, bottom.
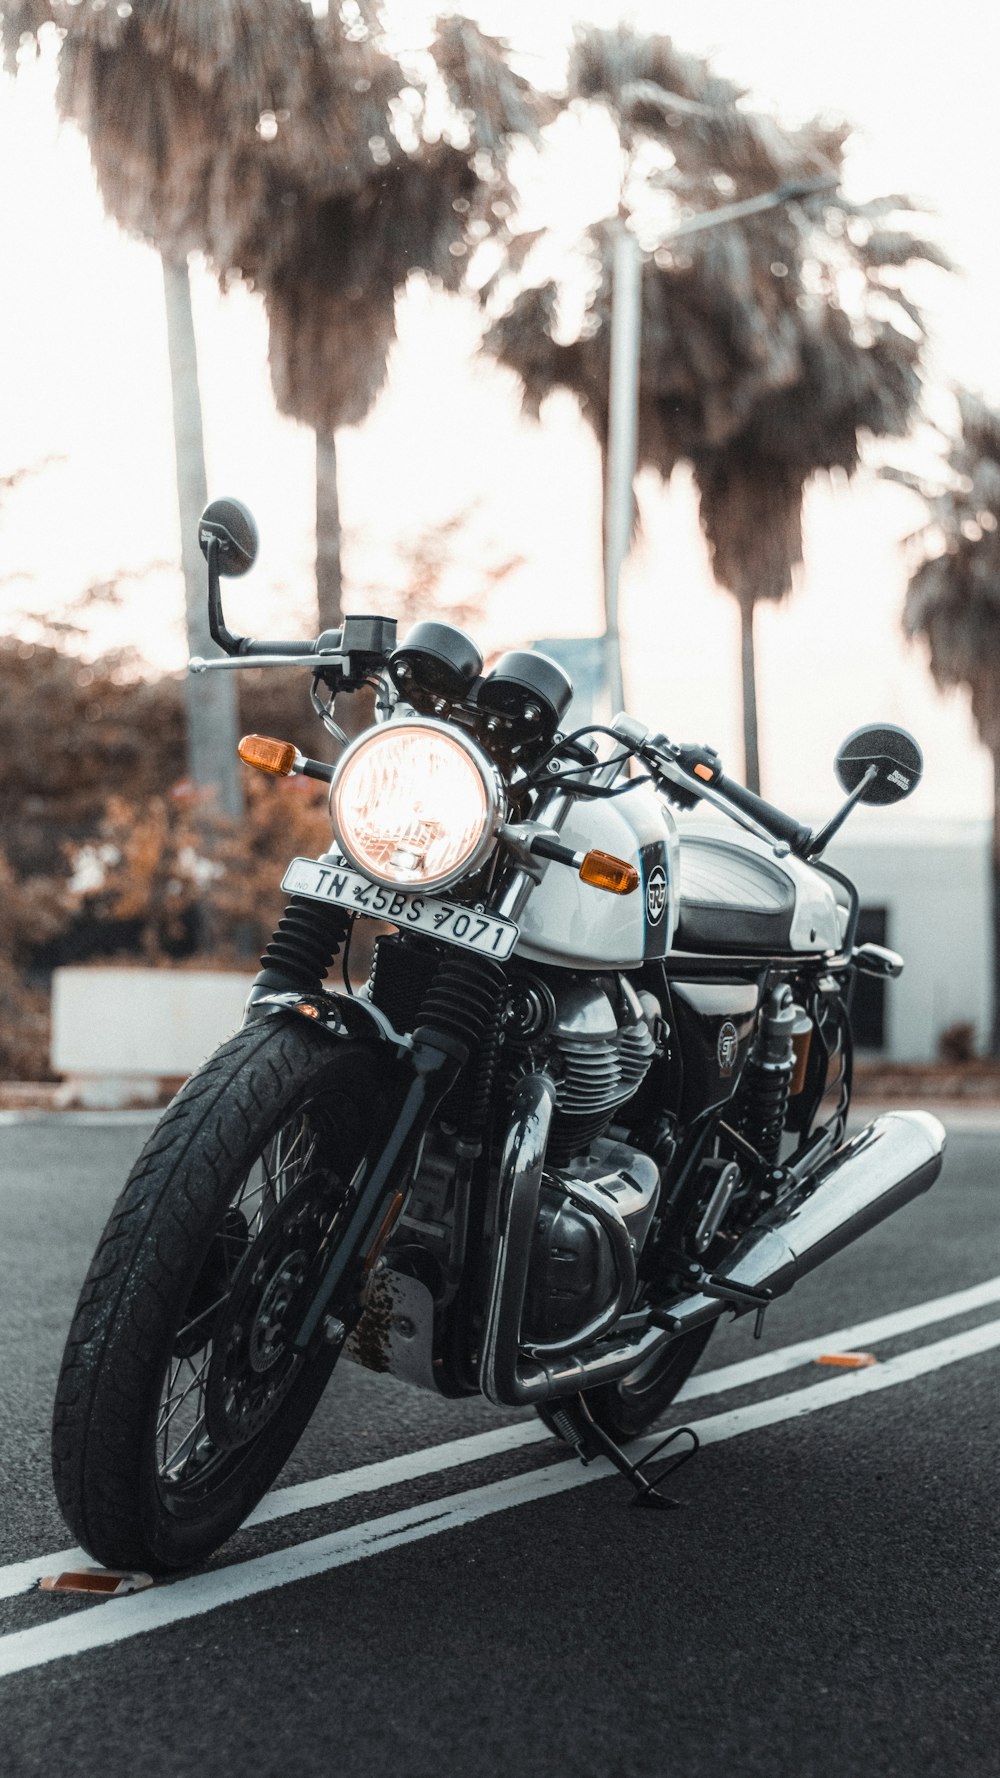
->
806, 765, 878, 859
206, 537, 249, 657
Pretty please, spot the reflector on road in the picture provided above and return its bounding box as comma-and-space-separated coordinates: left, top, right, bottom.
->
813, 1352, 877, 1369
39, 1568, 153, 1597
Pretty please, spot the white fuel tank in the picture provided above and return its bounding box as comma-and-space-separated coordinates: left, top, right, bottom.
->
515, 785, 680, 969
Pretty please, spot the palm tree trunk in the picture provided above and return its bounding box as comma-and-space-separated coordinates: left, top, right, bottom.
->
161, 253, 242, 823
315, 427, 372, 741
315, 428, 342, 636
982, 750, 989, 1052
740, 599, 761, 793
991, 750, 1000, 1055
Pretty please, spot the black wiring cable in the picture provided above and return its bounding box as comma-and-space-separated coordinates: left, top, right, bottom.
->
525, 722, 645, 784
341, 915, 355, 996
558, 771, 655, 799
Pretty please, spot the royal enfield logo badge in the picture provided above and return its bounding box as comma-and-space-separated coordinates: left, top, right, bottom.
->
717, 1020, 739, 1076
645, 864, 668, 926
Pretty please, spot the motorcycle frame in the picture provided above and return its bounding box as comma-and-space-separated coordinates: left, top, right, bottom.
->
240, 893, 863, 1406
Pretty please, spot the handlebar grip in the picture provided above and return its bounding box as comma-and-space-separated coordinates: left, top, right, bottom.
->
714, 773, 812, 853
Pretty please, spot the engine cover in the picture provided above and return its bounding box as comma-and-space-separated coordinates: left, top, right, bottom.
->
521, 1137, 659, 1346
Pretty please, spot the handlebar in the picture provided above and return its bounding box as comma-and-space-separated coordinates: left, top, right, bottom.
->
709, 772, 813, 855
238, 637, 334, 657
612, 720, 814, 857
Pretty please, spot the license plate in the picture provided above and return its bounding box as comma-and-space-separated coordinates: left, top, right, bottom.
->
281, 857, 519, 960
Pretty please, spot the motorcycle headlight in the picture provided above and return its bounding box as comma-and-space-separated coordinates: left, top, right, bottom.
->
330, 720, 503, 892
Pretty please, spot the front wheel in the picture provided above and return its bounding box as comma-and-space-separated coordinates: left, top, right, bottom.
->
52, 1018, 383, 1573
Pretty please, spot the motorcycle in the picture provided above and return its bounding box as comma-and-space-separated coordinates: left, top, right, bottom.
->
52, 497, 945, 1570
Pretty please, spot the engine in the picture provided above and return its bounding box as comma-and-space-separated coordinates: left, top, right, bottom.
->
370, 940, 664, 1354
503, 968, 664, 1349
504, 969, 661, 1165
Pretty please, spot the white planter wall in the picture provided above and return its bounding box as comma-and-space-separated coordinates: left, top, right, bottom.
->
51, 968, 256, 1103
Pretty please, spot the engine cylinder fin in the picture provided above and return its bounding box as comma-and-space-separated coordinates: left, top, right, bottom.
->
618, 1022, 657, 1092
555, 1040, 638, 1118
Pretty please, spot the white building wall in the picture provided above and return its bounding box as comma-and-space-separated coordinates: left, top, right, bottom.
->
827, 819, 991, 1061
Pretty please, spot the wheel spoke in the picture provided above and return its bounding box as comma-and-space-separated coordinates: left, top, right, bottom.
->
157, 1350, 211, 1440
173, 1289, 229, 1347
155, 1100, 343, 1499
165, 1412, 210, 1482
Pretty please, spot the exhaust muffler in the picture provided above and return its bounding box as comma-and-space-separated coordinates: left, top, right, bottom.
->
667, 1110, 946, 1333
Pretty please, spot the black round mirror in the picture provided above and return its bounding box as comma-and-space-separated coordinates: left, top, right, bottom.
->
199, 498, 259, 577
835, 724, 923, 805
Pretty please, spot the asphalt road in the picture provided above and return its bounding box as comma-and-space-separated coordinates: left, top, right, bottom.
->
0, 1109, 997, 1778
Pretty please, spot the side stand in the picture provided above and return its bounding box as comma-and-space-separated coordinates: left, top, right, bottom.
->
546, 1394, 699, 1512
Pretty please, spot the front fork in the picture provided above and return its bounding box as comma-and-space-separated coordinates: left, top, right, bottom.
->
244, 890, 506, 1357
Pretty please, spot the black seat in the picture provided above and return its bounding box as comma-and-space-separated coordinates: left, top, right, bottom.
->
674, 834, 795, 953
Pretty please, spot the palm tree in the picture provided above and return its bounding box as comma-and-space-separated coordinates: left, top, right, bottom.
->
4, 3, 549, 643
897, 392, 1000, 1050
484, 24, 946, 790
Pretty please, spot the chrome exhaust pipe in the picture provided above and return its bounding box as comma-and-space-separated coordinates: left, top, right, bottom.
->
667, 1110, 946, 1333
479, 1077, 945, 1408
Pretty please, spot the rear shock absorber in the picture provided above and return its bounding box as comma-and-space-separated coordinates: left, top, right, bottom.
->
736, 984, 807, 1164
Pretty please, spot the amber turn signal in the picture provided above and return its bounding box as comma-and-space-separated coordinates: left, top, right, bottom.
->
579, 850, 640, 895
238, 734, 297, 777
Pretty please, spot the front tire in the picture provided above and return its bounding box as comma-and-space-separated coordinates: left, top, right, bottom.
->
52, 1018, 383, 1573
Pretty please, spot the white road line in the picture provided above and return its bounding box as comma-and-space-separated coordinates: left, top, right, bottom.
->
3, 1106, 999, 1132
0, 1111, 158, 1127
0, 1315, 997, 1682
4, 1270, 1000, 1605
670, 1270, 1000, 1399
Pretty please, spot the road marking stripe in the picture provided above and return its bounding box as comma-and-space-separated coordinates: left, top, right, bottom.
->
669, 1270, 1000, 1398
0, 1111, 158, 1128
1, 1316, 998, 1681
4, 1270, 1000, 1604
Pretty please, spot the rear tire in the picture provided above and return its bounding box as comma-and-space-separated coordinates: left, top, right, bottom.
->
585, 1322, 715, 1440
52, 1017, 383, 1573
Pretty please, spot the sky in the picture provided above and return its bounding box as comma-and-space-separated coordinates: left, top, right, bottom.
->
2, 0, 999, 827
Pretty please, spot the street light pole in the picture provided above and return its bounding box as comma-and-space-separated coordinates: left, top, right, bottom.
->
602, 219, 642, 718
599, 176, 837, 718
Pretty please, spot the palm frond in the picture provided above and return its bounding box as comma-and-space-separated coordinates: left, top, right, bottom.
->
1, 0, 58, 73
487, 30, 944, 610
430, 14, 554, 160
900, 389, 1000, 749
694, 456, 806, 608
857, 229, 952, 272
266, 272, 397, 433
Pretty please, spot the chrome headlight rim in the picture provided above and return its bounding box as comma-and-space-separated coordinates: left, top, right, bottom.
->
329, 716, 505, 894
